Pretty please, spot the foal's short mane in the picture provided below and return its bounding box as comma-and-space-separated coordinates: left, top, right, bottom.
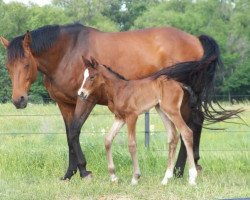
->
7, 23, 85, 62
102, 64, 128, 81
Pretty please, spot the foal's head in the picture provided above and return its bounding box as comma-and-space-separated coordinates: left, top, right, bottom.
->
78, 57, 105, 100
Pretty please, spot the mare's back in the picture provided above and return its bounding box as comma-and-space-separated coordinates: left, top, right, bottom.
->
88, 27, 203, 79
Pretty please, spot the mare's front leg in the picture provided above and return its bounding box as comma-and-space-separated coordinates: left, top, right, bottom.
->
69, 97, 97, 178
57, 102, 78, 180
126, 115, 141, 185
105, 118, 125, 182
155, 106, 179, 185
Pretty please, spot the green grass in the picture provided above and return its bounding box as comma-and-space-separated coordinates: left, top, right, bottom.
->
0, 103, 249, 200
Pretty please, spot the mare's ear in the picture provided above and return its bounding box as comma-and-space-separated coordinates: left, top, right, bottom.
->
23, 30, 32, 52
90, 56, 99, 68
0, 36, 9, 49
82, 56, 92, 68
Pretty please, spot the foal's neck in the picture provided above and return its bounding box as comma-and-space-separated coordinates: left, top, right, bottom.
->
101, 67, 128, 96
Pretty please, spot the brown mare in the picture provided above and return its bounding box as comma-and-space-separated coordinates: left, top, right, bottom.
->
78, 57, 202, 185
0, 23, 241, 180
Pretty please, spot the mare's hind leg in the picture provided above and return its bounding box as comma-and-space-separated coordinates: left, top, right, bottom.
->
126, 115, 141, 185
160, 104, 197, 185
105, 118, 125, 182
156, 106, 179, 185
193, 110, 204, 171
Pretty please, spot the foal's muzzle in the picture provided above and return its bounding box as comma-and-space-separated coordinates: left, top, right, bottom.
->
78, 92, 88, 100
77, 88, 90, 100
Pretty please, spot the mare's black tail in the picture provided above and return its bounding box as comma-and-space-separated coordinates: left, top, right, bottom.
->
151, 35, 243, 124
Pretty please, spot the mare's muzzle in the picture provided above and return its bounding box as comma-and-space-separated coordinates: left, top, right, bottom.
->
12, 95, 28, 109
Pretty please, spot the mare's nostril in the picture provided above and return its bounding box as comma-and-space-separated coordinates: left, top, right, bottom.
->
20, 96, 25, 101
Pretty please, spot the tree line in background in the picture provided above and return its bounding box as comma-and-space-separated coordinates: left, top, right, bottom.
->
0, 0, 249, 103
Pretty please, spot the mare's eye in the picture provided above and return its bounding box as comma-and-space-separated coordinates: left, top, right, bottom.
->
90, 76, 95, 81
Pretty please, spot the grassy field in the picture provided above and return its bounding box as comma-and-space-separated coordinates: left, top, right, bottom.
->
0, 103, 249, 200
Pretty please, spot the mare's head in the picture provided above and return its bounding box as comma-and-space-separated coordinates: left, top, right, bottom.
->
78, 57, 106, 100
0, 32, 38, 108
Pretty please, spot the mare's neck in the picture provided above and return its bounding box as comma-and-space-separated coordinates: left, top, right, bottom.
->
34, 33, 71, 77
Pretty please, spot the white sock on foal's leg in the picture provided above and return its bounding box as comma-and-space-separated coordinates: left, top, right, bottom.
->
110, 174, 118, 183
161, 169, 173, 185
188, 167, 197, 185
131, 177, 138, 185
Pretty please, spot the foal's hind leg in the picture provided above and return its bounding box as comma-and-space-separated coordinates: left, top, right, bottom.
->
160, 105, 197, 185
156, 106, 179, 185
105, 118, 125, 182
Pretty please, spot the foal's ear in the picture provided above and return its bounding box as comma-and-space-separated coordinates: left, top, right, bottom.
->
0, 36, 9, 49
23, 30, 32, 51
90, 56, 99, 68
82, 56, 92, 68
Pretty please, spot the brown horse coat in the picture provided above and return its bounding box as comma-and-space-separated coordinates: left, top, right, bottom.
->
78, 58, 198, 185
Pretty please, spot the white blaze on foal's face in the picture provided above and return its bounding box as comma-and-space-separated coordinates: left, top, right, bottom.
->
78, 68, 90, 99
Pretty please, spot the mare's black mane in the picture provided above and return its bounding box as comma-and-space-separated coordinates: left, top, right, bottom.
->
7, 23, 85, 62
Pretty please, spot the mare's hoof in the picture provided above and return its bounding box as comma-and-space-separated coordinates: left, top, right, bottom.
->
196, 164, 202, 172
60, 176, 71, 181
81, 171, 93, 181
60, 170, 77, 181
174, 168, 184, 178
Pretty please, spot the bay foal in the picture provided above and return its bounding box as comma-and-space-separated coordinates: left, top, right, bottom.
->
78, 57, 197, 185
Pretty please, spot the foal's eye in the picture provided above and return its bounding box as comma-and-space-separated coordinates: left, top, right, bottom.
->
24, 64, 29, 68
90, 76, 95, 81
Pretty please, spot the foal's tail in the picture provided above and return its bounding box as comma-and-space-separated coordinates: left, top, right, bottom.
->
151, 35, 243, 124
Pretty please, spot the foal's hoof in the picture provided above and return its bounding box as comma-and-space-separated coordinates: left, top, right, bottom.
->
161, 179, 169, 185
111, 175, 119, 184
196, 164, 202, 172
161, 180, 168, 185
189, 180, 197, 186
131, 178, 139, 185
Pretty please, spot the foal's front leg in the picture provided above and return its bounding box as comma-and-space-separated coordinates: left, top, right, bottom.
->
105, 118, 125, 182
126, 115, 141, 185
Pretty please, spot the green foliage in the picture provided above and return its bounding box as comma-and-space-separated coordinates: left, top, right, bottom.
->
102, 0, 157, 31
27, 5, 70, 29
224, 60, 250, 95
0, 53, 11, 103
52, 0, 119, 31
0, 0, 249, 103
